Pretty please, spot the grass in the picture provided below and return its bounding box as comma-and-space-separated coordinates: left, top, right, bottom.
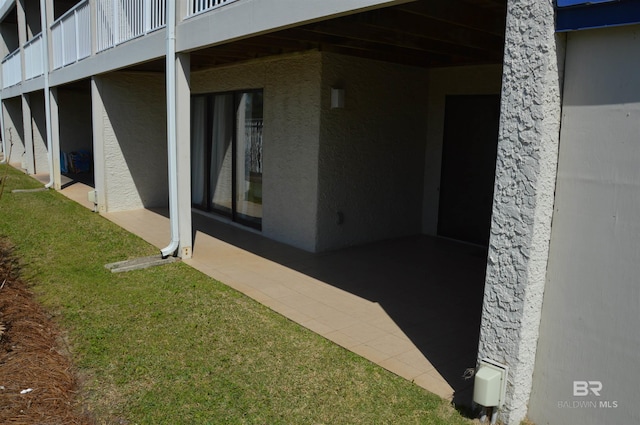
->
0, 164, 473, 425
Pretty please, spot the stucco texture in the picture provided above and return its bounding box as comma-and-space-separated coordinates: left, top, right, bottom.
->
192, 51, 432, 252
317, 53, 429, 251
191, 52, 322, 252
95, 72, 168, 211
477, 1, 564, 424
2, 96, 26, 167
29, 91, 49, 175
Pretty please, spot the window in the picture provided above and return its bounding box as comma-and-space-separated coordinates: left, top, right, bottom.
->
191, 90, 263, 229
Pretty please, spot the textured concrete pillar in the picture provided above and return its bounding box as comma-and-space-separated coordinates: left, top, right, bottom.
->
176, 52, 192, 259
29, 91, 48, 175
21, 93, 34, 174
477, 1, 565, 424
49, 87, 61, 189
2, 97, 26, 166
45, 0, 54, 66
16, 0, 27, 82
91, 76, 107, 212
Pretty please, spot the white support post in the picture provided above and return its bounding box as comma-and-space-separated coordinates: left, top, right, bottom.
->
41, 0, 55, 188
49, 87, 61, 189
21, 94, 34, 174
113, 0, 119, 46
176, 52, 192, 259
144, 0, 151, 33
91, 76, 107, 212
477, 1, 565, 424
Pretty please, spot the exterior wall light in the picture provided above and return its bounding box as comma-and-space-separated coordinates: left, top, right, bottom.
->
331, 87, 345, 109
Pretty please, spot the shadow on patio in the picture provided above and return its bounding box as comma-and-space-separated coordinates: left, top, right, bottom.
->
188, 212, 488, 407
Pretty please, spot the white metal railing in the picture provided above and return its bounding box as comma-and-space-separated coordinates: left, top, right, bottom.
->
24, 33, 44, 80
96, 0, 166, 52
1, 48, 21, 88
188, 0, 239, 16
51, 0, 91, 69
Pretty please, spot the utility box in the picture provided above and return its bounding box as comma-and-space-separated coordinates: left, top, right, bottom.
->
473, 359, 508, 407
88, 190, 98, 205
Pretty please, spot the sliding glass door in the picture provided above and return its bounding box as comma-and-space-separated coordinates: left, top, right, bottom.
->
191, 90, 263, 229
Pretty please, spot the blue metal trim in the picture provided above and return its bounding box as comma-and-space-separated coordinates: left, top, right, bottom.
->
557, 0, 616, 7
556, 0, 640, 31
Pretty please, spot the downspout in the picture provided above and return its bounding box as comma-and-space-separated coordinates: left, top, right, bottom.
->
40, 0, 54, 188
161, 0, 179, 258
0, 90, 5, 164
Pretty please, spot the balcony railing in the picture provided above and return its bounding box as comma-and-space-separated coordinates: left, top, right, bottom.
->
51, 0, 91, 70
1, 48, 21, 88
189, 0, 239, 17
24, 33, 44, 80
97, 0, 166, 52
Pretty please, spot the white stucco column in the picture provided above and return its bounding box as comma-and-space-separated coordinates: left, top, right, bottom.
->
16, 0, 26, 83
2, 98, 26, 166
21, 94, 34, 174
477, 1, 565, 424
49, 87, 61, 189
91, 76, 107, 212
176, 52, 192, 259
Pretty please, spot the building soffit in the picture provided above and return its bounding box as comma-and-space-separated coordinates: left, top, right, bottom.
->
185, 0, 507, 72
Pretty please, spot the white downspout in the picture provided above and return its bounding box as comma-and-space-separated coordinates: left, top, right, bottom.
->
40, 0, 54, 188
0, 91, 6, 164
161, 0, 179, 258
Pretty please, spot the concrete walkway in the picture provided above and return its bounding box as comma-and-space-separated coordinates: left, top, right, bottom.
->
59, 183, 487, 405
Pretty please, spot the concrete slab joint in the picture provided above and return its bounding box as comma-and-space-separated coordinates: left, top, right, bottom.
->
477, 1, 564, 424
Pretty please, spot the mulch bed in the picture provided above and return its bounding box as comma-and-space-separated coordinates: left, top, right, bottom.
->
0, 240, 92, 424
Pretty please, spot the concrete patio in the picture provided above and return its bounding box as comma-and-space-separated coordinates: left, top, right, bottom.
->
60, 180, 488, 406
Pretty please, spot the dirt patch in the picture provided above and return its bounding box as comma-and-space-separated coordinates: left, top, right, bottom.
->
0, 240, 92, 424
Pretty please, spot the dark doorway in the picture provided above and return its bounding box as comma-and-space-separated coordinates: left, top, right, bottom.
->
438, 95, 500, 246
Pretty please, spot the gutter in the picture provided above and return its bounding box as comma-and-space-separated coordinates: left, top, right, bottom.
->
160, 0, 180, 258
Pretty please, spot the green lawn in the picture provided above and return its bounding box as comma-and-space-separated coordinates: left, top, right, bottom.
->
0, 164, 472, 425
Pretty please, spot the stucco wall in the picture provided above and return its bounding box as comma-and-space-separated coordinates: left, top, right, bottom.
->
191, 51, 322, 252
94, 72, 168, 211
422, 65, 503, 236
528, 25, 640, 425
2, 97, 26, 167
29, 91, 49, 175
316, 53, 428, 251
477, 1, 564, 424
59, 83, 93, 154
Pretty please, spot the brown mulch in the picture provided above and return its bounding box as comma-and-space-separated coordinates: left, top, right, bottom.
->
0, 240, 93, 424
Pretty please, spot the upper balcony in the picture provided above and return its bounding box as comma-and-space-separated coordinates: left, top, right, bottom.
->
1, 0, 172, 90
1, 0, 412, 91
0, 0, 247, 89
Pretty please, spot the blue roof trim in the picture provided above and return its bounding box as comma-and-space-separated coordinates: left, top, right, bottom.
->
557, 0, 616, 7
557, 0, 640, 31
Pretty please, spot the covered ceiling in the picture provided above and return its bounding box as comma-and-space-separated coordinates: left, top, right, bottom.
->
189, 0, 507, 71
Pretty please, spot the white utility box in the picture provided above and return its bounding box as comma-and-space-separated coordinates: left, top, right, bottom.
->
473, 359, 508, 407
88, 190, 97, 204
